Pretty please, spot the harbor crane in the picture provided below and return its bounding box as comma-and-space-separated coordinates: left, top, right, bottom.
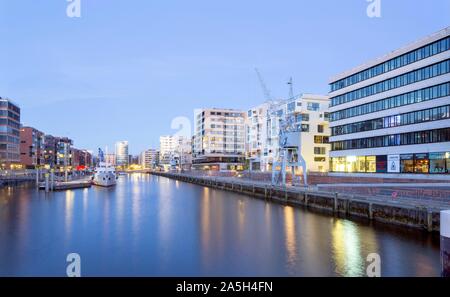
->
255, 68, 273, 102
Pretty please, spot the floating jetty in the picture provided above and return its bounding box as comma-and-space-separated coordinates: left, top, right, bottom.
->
151, 171, 449, 232
39, 179, 92, 191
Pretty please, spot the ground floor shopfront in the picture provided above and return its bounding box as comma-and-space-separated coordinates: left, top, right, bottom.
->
331, 151, 450, 174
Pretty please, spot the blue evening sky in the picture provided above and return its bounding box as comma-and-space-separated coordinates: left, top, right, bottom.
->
0, 0, 449, 154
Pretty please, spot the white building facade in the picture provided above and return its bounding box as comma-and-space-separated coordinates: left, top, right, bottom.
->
261, 94, 331, 173
328, 27, 450, 177
140, 149, 159, 169
193, 108, 246, 171
245, 102, 273, 170
159, 135, 191, 170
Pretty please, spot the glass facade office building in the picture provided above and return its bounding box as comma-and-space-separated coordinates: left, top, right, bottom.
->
115, 141, 129, 167
0, 97, 21, 169
328, 27, 450, 176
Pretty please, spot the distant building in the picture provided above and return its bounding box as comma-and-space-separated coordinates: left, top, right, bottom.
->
115, 141, 129, 167
329, 26, 450, 176
20, 126, 45, 169
140, 149, 159, 169
178, 138, 192, 171
72, 148, 92, 168
159, 135, 182, 165
56, 137, 73, 168
43, 135, 73, 169
130, 155, 139, 165
0, 97, 21, 169
105, 153, 116, 166
43, 135, 57, 167
192, 108, 246, 171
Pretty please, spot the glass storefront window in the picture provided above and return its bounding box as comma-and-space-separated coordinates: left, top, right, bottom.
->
414, 153, 429, 173
346, 156, 358, 172
366, 156, 377, 172
375, 155, 387, 173
331, 153, 449, 174
357, 156, 366, 172
447, 152, 450, 174
332, 157, 346, 172
430, 152, 446, 174
400, 154, 414, 173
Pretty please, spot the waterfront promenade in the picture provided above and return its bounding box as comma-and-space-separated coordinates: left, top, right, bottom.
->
151, 171, 450, 232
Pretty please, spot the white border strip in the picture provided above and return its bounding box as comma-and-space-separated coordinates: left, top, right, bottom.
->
441, 210, 450, 238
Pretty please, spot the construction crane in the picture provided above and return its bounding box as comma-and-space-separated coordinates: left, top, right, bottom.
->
255, 68, 273, 102
287, 77, 294, 100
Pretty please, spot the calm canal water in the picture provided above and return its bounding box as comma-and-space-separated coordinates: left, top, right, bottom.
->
0, 173, 441, 276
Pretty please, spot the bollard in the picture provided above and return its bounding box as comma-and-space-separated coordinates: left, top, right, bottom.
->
334, 193, 338, 213
51, 171, 55, 191
35, 168, 39, 188
45, 174, 49, 193
441, 210, 450, 277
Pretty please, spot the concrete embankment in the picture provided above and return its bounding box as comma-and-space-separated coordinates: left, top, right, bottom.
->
151, 171, 445, 233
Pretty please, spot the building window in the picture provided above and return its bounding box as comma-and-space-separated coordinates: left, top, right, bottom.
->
329, 37, 450, 93
330, 82, 450, 122
330, 59, 450, 106
331, 157, 346, 172
400, 154, 414, 173
331, 105, 450, 136
301, 124, 309, 132
307, 102, 320, 111
376, 155, 387, 173
331, 128, 450, 151
429, 152, 447, 174
357, 156, 366, 172
314, 147, 326, 155
318, 125, 324, 133
414, 153, 429, 173
314, 136, 329, 144
302, 113, 310, 121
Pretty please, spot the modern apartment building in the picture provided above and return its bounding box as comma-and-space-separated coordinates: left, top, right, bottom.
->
329, 27, 450, 177
72, 148, 92, 169
140, 149, 159, 169
115, 141, 129, 167
159, 135, 191, 170
105, 153, 116, 166
262, 94, 331, 173
20, 126, 45, 169
192, 108, 246, 171
245, 102, 273, 170
43, 135, 73, 169
0, 97, 21, 169
160, 135, 180, 165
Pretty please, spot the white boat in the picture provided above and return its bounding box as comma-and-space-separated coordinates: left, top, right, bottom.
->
92, 162, 117, 187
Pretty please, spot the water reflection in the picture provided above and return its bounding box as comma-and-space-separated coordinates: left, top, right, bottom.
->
331, 220, 365, 276
65, 190, 75, 241
283, 206, 297, 273
0, 175, 441, 276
